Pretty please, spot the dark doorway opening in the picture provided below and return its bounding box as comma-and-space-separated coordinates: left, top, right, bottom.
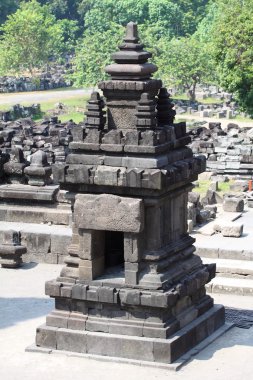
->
105, 231, 124, 269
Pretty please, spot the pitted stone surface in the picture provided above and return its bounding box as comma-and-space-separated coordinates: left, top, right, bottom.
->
74, 194, 144, 233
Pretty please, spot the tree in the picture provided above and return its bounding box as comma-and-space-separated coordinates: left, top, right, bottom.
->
0, 0, 65, 75
209, 0, 253, 116
70, 25, 123, 87
175, 0, 210, 35
0, 0, 19, 26
155, 36, 215, 101
82, 0, 203, 37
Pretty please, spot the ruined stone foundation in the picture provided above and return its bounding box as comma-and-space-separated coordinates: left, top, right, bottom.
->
34, 22, 225, 365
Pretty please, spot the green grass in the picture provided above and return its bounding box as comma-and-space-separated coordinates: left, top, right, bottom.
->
59, 112, 84, 123
193, 180, 211, 195
172, 94, 189, 101
193, 179, 234, 196
218, 181, 234, 193
200, 97, 223, 105
234, 115, 253, 123
172, 94, 223, 105
0, 93, 89, 123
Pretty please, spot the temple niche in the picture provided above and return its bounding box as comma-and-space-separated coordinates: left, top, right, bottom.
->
33, 22, 225, 365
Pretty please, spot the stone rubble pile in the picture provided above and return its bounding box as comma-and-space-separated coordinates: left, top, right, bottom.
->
188, 183, 247, 238
174, 98, 242, 119
0, 104, 41, 122
188, 122, 253, 176
0, 63, 72, 93
187, 191, 217, 232
0, 116, 76, 180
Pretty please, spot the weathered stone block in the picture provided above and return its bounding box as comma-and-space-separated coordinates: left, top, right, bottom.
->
36, 324, 57, 349
51, 234, 71, 256
223, 197, 244, 212
120, 290, 140, 306
74, 194, 144, 233
56, 328, 88, 353
21, 232, 50, 254
79, 257, 104, 280
94, 166, 120, 186
78, 229, 105, 260
98, 287, 115, 303
221, 223, 243, 238
124, 233, 142, 263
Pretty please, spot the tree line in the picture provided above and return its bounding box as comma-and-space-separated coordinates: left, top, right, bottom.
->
0, 0, 252, 116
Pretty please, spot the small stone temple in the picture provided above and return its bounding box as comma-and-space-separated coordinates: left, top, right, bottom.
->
34, 22, 225, 364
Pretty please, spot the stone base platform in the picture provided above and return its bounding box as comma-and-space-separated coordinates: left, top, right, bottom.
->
27, 323, 231, 370
33, 304, 225, 365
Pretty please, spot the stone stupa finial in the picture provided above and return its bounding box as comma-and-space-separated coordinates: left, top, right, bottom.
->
105, 22, 157, 80
124, 21, 139, 43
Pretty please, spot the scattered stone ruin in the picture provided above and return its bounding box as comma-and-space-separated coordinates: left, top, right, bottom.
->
0, 116, 74, 164
0, 104, 41, 122
189, 122, 253, 176
0, 63, 72, 93
0, 116, 74, 264
31, 22, 225, 365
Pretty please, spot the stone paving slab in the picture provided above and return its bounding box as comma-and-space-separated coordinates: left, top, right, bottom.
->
207, 277, 253, 296
193, 231, 253, 260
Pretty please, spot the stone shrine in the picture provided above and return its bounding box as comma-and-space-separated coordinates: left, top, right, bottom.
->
33, 22, 225, 364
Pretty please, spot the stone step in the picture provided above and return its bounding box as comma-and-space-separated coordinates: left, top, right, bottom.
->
0, 184, 59, 202
0, 221, 72, 264
0, 204, 72, 225
202, 257, 253, 276
206, 276, 253, 296
194, 233, 253, 261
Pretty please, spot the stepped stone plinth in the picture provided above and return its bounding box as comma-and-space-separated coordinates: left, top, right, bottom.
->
33, 22, 225, 365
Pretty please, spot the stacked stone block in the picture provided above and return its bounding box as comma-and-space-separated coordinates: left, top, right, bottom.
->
189, 122, 253, 176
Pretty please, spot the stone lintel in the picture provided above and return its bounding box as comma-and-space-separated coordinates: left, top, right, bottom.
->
74, 194, 144, 233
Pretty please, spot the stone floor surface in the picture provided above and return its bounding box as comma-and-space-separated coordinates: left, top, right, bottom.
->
0, 263, 253, 380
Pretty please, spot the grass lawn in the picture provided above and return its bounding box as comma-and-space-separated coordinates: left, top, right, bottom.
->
193, 179, 233, 196
172, 94, 223, 105
234, 115, 253, 123
0, 91, 89, 123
